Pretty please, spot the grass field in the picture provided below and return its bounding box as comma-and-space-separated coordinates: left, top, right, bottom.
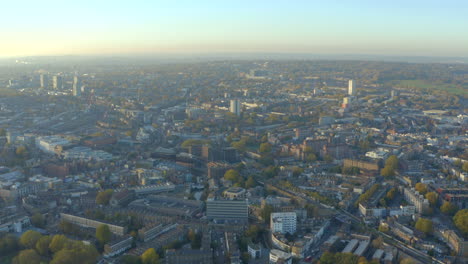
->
393, 80, 467, 96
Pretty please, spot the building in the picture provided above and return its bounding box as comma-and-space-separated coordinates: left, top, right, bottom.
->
109, 189, 135, 207
403, 187, 430, 214
342, 239, 359, 253
35, 136, 70, 155
103, 236, 133, 257
206, 199, 248, 223
348, 79, 355, 95
165, 249, 213, 264
72, 76, 81, 96
224, 187, 246, 199
130, 182, 176, 195
269, 249, 292, 264
353, 240, 370, 256
271, 212, 297, 234
138, 223, 178, 242
343, 159, 380, 174
207, 162, 232, 179
40, 74, 48, 88
60, 213, 127, 236
230, 99, 241, 116
439, 229, 468, 258
248, 243, 261, 259
52, 75, 63, 90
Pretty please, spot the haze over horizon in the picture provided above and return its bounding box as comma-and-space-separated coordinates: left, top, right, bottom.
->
1, 0, 468, 58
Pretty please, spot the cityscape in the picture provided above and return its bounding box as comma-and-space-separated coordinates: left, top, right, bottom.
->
0, 1, 467, 264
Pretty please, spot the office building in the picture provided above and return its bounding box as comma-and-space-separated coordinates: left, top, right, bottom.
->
230, 99, 241, 116
206, 199, 248, 223
348, 79, 355, 95
73, 76, 81, 96
40, 74, 48, 88
270, 212, 297, 234
52, 75, 63, 90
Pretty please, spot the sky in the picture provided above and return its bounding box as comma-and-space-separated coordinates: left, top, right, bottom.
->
1, 0, 468, 58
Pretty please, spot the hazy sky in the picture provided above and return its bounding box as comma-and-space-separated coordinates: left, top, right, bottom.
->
1, 0, 467, 57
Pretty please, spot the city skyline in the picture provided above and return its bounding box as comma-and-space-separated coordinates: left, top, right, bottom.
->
1, 0, 468, 58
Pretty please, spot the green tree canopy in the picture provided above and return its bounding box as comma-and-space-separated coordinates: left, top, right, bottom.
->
453, 209, 468, 237
96, 189, 114, 205
425, 192, 438, 206
96, 224, 112, 245
415, 218, 433, 234
463, 162, 468, 172
31, 213, 45, 228
415, 183, 428, 195
35, 235, 52, 256
49, 234, 69, 253
245, 176, 256, 189
259, 142, 272, 153
121, 255, 142, 264
19, 230, 42, 249
0, 234, 19, 255
12, 249, 41, 264
141, 248, 159, 264
385, 155, 398, 170
224, 169, 240, 182
440, 201, 458, 215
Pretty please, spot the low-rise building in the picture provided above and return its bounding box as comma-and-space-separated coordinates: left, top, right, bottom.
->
103, 236, 133, 257
165, 249, 213, 264
60, 213, 127, 236
269, 249, 292, 264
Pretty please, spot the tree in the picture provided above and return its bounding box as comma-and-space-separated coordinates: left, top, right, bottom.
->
224, 169, 240, 182
371, 236, 383, 248
304, 146, 314, 154
453, 209, 468, 237
15, 146, 28, 159
50, 241, 98, 264
415, 183, 428, 195
306, 153, 317, 162
380, 166, 394, 177
358, 256, 369, 264
463, 162, 468, 172
259, 142, 272, 153
245, 176, 256, 189
260, 205, 273, 224
385, 155, 398, 170
425, 192, 438, 206
141, 248, 159, 264
0, 234, 19, 255
35, 235, 52, 256
31, 213, 45, 228
400, 258, 416, 264
121, 255, 142, 264
96, 189, 114, 205
96, 224, 111, 245
12, 249, 41, 264
292, 166, 304, 177
19, 230, 42, 249
415, 218, 433, 235
49, 234, 69, 253
386, 188, 397, 200
320, 251, 335, 264
440, 201, 458, 215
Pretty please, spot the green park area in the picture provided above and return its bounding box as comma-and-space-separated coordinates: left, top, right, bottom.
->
394, 80, 467, 96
